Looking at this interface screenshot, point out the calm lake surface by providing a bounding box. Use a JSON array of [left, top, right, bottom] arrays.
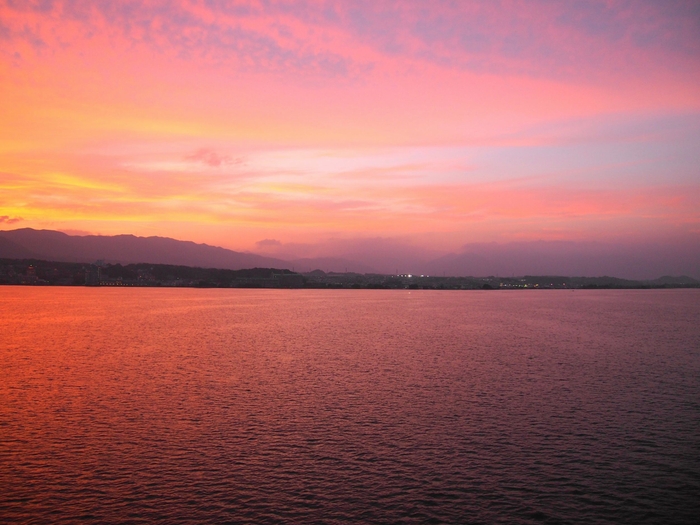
[[1, 288, 699, 524]]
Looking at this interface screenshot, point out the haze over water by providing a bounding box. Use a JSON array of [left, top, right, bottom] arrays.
[[1, 288, 699, 524]]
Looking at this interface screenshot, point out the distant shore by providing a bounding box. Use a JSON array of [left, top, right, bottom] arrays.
[[1, 258, 698, 290]]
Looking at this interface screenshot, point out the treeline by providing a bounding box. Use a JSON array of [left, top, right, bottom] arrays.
[[100, 262, 297, 282], [1, 258, 697, 289], [0, 258, 301, 287]]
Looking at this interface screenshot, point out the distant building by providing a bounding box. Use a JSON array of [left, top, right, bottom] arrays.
[[85, 265, 100, 286], [25, 265, 38, 284]]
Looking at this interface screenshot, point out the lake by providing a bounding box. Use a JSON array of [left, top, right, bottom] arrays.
[[1, 288, 698, 524]]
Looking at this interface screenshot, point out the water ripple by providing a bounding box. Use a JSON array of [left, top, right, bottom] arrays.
[[1, 288, 699, 524]]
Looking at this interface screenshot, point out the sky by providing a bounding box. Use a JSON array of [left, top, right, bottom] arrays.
[[1, 0, 699, 274]]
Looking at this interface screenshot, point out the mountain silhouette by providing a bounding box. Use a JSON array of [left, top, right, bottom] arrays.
[[0, 236, 42, 260], [0, 229, 292, 270], [2, 228, 698, 279]]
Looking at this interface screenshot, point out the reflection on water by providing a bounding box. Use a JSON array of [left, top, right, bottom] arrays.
[[1, 288, 699, 524]]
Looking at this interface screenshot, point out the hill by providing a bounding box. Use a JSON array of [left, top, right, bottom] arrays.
[[0, 228, 291, 271]]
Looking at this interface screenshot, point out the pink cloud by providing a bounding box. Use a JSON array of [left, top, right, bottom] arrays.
[[0, 0, 698, 264], [255, 238, 281, 247], [2, 1, 698, 82], [185, 148, 236, 167]]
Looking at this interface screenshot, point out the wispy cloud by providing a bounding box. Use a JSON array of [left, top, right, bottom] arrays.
[[1, 1, 699, 262], [185, 148, 239, 167], [3, 1, 698, 80], [256, 238, 281, 247]]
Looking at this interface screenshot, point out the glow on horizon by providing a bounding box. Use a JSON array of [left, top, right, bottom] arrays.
[[1, 0, 699, 255]]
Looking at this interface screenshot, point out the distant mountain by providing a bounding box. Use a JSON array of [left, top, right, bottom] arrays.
[[423, 241, 700, 280], [0, 236, 41, 259], [2, 228, 698, 279], [0, 228, 292, 270], [648, 275, 699, 285]]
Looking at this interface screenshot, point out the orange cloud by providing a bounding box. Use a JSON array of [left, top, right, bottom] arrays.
[[1, 1, 699, 255]]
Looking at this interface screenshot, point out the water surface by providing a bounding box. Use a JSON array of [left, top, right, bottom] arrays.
[[1, 288, 699, 524]]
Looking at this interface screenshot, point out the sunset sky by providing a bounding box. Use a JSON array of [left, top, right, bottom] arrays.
[[1, 0, 699, 265]]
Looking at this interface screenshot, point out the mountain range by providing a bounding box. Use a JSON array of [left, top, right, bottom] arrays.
[[1, 228, 698, 280], [0, 228, 371, 274]]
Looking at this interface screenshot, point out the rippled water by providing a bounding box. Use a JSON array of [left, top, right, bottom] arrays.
[[1, 288, 699, 524]]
